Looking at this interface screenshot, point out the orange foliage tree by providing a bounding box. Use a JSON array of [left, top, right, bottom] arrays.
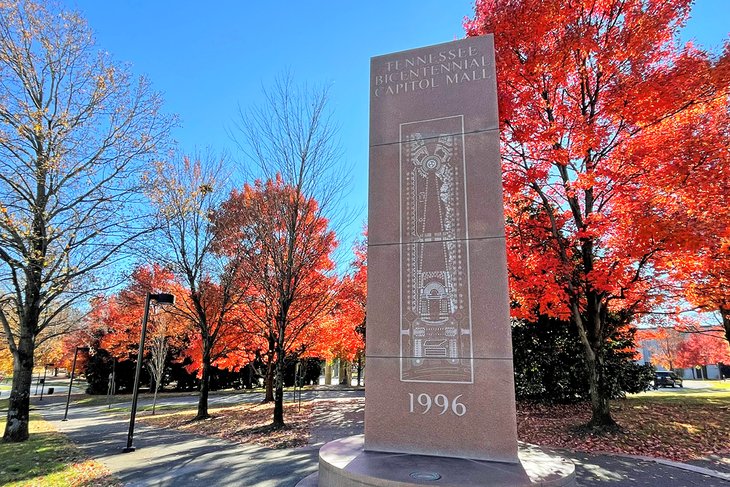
[[466, 0, 730, 428], [636, 325, 686, 371], [95, 264, 181, 362], [630, 62, 730, 343], [675, 333, 730, 371], [228, 75, 347, 426], [662, 172, 730, 344], [64, 264, 186, 398], [326, 232, 367, 383], [33, 333, 66, 374], [213, 176, 339, 427], [0, 347, 12, 377]]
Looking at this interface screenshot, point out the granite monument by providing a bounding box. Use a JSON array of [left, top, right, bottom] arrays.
[[298, 35, 575, 487], [365, 34, 517, 462]]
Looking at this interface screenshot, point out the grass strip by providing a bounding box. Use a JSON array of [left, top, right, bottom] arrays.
[[0, 413, 119, 487]]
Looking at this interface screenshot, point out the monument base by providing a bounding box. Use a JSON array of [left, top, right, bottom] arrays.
[[296, 435, 576, 487]]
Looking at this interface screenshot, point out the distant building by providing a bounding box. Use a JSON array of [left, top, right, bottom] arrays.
[[636, 329, 722, 380]]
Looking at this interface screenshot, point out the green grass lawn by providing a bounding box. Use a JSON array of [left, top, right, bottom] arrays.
[[0, 413, 119, 487], [633, 383, 730, 405], [677, 379, 730, 389], [694, 380, 730, 391]]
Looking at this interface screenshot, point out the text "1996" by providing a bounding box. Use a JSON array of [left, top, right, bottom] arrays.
[[408, 393, 466, 416]]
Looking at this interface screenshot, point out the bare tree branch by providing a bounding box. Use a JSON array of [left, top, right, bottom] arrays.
[[0, 0, 173, 442]]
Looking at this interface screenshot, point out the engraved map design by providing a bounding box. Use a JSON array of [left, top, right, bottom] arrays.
[[400, 116, 474, 383]]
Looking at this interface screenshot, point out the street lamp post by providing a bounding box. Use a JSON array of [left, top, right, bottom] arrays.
[[62, 347, 89, 421], [123, 292, 174, 453]]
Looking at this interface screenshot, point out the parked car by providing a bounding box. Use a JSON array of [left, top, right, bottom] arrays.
[[653, 371, 683, 389]]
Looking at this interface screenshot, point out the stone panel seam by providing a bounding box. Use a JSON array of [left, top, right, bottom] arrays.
[[370, 127, 499, 148], [368, 234, 506, 248], [365, 355, 513, 360]]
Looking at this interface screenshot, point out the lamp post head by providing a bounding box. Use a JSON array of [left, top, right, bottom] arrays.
[[150, 293, 175, 305]]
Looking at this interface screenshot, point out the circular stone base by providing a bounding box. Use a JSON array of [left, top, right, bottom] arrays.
[[296, 435, 575, 487]]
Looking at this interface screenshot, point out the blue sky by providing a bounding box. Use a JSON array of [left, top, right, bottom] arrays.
[[70, 0, 729, 261]]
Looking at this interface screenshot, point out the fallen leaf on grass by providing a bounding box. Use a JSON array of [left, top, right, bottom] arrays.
[[517, 399, 730, 462], [139, 402, 312, 449]]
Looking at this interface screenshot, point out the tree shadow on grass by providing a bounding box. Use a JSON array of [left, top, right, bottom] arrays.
[[0, 431, 81, 484]]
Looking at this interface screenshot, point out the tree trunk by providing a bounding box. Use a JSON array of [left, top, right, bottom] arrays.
[[585, 351, 616, 429], [339, 360, 349, 386], [324, 359, 333, 385], [571, 302, 616, 430], [196, 350, 211, 420], [3, 334, 35, 442], [263, 360, 274, 403], [152, 381, 159, 415], [721, 305, 730, 345], [272, 352, 285, 428]]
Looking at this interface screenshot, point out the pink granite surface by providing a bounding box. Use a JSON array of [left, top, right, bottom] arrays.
[[306, 435, 576, 487], [366, 35, 519, 463], [369, 36, 499, 149], [366, 238, 513, 360], [364, 356, 518, 462], [368, 130, 504, 246]]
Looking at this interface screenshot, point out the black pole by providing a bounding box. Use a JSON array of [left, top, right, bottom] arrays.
[[295, 361, 301, 411], [357, 354, 362, 387], [39, 365, 48, 401], [123, 292, 152, 453], [62, 347, 81, 421]]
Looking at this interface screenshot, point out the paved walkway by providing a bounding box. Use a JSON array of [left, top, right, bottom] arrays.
[[42, 398, 318, 486], [37, 391, 730, 487]]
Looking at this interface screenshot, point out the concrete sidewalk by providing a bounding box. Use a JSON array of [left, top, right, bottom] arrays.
[[39, 395, 730, 487], [42, 401, 318, 486]]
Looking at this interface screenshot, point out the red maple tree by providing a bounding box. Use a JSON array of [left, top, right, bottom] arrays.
[[97, 264, 181, 361], [466, 0, 730, 427], [675, 333, 730, 370], [213, 175, 339, 426], [636, 325, 686, 371], [309, 231, 368, 385]]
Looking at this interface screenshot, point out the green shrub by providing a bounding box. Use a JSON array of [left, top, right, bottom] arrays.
[[512, 316, 653, 403]]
